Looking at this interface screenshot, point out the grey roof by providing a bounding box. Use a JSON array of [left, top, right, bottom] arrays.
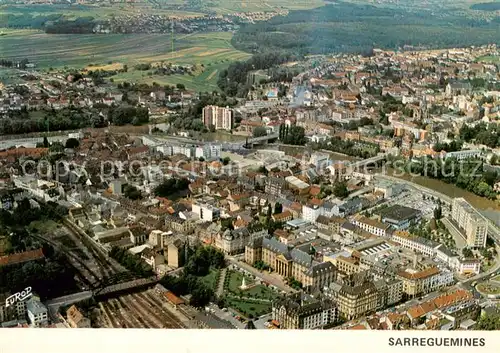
[[448, 81, 472, 90], [290, 248, 312, 267], [305, 261, 336, 276], [379, 204, 421, 222], [339, 198, 362, 212], [341, 222, 356, 231], [224, 227, 251, 240], [27, 299, 47, 315], [435, 244, 456, 257], [262, 237, 313, 267], [273, 292, 335, 317]]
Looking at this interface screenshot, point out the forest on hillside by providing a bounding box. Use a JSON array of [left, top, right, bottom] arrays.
[[231, 2, 500, 55]]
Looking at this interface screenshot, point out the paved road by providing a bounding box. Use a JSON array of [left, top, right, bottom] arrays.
[[441, 217, 467, 249], [226, 257, 296, 294], [215, 268, 228, 298], [207, 303, 244, 329]]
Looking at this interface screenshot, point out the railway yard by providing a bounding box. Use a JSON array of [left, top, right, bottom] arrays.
[[97, 289, 190, 328]]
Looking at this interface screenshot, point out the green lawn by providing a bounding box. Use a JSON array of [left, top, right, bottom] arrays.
[[227, 270, 254, 292], [225, 270, 278, 299], [28, 220, 60, 233], [476, 55, 500, 63], [0, 31, 249, 68], [226, 298, 272, 318], [200, 268, 220, 291], [477, 282, 500, 295], [491, 275, 500, 283]]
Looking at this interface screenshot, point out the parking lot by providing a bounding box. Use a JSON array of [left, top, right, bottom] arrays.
[[392, 190, 446, 220]]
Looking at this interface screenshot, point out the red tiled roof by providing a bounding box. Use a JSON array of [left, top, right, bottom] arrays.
[[0, 248, 44, 267], [164, 291, 184, 305]]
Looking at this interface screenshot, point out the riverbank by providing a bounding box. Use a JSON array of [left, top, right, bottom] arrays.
[[384, 168, 500, 211]]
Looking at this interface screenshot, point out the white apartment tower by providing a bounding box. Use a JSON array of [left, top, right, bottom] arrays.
[[202, 105, 233, 131], [451, 198, 488, 248]]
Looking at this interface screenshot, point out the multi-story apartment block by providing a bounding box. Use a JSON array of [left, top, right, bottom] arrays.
[[325, 272, 379, 321], [264, 177, 287, 197], [215, 227, 267, 255], [397, 265, 453, 299], [26, 298, 48, 327], [352, 215, 391, 237], [323, 253, 360, 276], [374, 277, 404, 309], [167, 238, 186, 269], [302, 204, 323, 223], [451, 198, 488, 248], [195, 144, 222, 160], [202, 105, 233, 131], [391, 231, 440, 257], [272, 292, 338, 329]]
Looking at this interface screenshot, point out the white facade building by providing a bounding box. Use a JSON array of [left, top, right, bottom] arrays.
[[192, 202, 221, 222], [302, 204, 323, 223]]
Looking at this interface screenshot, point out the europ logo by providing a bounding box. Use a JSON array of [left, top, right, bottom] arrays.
[[5, 287, 32, 308]]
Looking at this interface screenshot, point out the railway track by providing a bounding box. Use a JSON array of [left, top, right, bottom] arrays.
[[116, 296, 152, 328], [140, 292, 185, 328], [109, 299, 135, 328], [100, 302, 121, 328], [60, 226, 109, 280], [30, 233, 100, 286], [123, 294, 162, 328], [63, 218, 123, 277], [115, 297, 147, 328]]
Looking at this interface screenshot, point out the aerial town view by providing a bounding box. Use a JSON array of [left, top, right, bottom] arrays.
[[0, 0, 500, 332]]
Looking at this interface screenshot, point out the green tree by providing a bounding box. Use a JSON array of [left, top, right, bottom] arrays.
[[124, 184, 142, 200], [476, 313, 500, 330], [274, 202, 283, 214], [65, 138, 80, 149], [333, 182, 349, 199], [462, 248, 473, 258], [433, 205, 442, 220], [253, 126, 268, 138], [266, 204, 272, 223]]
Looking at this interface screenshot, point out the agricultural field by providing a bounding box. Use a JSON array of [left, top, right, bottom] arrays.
[[0, 30, 250, 91], [153, 0, 326, 13], [476, 55, 500, 63], [204, 0, 326, 13], [0, 4, 204, 19], [109, 32, 251, 92]]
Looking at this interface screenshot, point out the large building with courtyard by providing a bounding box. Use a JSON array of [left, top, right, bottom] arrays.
[[245, 236, 337, 290]]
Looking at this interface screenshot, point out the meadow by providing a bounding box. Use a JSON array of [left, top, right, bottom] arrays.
[[109, 32, 251, 92], [0, 30, 251, 91], [0, 3, 204, 19], [198, 0, 325, 13], [477, 55, 500, 63]]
